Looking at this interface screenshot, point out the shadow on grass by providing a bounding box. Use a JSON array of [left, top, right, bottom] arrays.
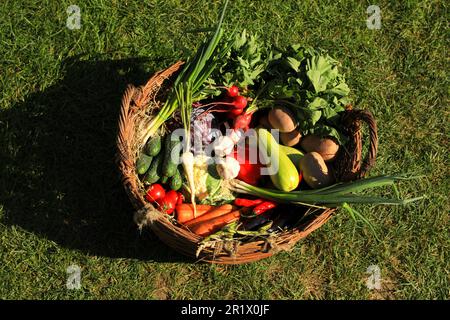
[[0, 56, 192, 263]]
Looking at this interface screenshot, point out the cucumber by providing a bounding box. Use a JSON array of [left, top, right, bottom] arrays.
[[169, 167, 183, 191], [162, 135, 181, 178], [160, 175, 169, 184], [143, 152, 163, 185], [136, 153, 153, 175], [145, 135, 162, 156]]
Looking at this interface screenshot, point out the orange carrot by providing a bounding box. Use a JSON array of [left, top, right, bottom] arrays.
[[184, 204, 235, 227], [189, 209, 242, 237], [176, 204, 212, 224]]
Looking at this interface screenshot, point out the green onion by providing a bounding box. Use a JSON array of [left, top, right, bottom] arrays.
[[231, 175, 423, 237], [142, 0, 231, 143], [230, 175, 424, 206], [159, 0, 230, 216]]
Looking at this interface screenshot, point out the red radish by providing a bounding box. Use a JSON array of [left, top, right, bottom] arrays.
[[145, 184, 166, 203], [233, 96, 247, 109], [233, 112, 253, 131], [227, 108, 243, 118], [227, 85, 239, 97]]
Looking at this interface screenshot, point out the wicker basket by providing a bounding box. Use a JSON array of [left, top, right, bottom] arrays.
[[116, 62, 378, 264]]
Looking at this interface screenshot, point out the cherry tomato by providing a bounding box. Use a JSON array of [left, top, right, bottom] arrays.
[[145, 184, 166, 203], [156, 197, 175, 214], [165, 190, 179, 205], [156, 190, 179, 215]]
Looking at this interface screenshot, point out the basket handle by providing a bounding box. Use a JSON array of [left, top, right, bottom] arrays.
[[334, 108, 378, 181]]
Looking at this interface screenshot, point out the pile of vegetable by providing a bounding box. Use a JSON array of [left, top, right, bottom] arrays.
[[135, 0, 422, 240]]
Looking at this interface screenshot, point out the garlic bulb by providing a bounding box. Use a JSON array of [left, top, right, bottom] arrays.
[[216, 156, 240, 180], [212, 135, 235, 157]]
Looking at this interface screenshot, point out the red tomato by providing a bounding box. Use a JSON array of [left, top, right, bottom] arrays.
[[145, 184, 165, 203], [156, 190, 179, 215], [232, 147, 262, 185], [156, 198, 175, 215], [165, 190, 179, 205], [237, 162, 262, 185]]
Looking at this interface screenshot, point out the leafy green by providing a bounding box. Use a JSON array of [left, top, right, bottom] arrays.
[[258, 45, 352, 144], [206, 32, 351, 144], [211, 30, 275, 89]]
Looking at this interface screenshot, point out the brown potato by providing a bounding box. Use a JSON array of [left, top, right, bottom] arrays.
[[299, 152, 334, 189], [280, 129, 302, 147], [268, 106, 297, 133], [300, 135, 339, 161], [258, 114, 272, 130]]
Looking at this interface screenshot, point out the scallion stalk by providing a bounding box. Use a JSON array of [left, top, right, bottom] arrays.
[[142, 0, 231, 143], [230, 175, 423, 207]]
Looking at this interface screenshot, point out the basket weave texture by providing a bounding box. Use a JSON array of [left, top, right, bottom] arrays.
[[116, 62, 378, 264]]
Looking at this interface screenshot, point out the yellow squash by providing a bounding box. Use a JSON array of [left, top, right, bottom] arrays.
[[257, 128, 300, 191]]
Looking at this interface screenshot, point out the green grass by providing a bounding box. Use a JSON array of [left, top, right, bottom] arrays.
[[0, 0, 448, 299]]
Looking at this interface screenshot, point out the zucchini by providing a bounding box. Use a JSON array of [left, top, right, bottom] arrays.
[[279, 144, 304, 167], [257, 128, 299, 192], [136, 153, 153, 175], [169, 167, 183, 191], [143, 152, 163, 185], [162, 135, 181, 178], [145, 135, 162, 156]]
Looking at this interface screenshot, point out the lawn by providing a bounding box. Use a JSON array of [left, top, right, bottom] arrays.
[[0, 0, 448, 299]]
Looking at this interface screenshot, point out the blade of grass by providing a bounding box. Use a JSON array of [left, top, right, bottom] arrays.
[[342, 203, 380, 241]]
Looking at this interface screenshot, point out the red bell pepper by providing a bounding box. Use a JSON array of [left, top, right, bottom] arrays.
[[231, 146, 262, 185]]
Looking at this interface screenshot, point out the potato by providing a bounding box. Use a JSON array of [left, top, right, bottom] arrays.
[[268, 106, 297, 133], [259, 114, 272, 130], [280, 129, 302, 147], [300, 135, 340, 161], [299, 152, 334, 189]]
